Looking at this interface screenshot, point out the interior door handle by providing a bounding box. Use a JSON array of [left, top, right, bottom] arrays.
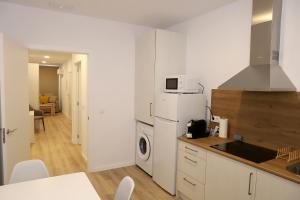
[[6, 128, 17, 135]]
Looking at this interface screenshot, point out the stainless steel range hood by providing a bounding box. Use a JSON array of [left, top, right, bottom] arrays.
[[218, 0, 296, 91]]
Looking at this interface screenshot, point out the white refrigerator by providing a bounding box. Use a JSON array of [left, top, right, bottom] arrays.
[[153, 93, 206, 195]]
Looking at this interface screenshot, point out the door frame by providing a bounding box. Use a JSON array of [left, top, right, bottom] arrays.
[[72, 61, 81, 144], [27, 44, 90, 165]]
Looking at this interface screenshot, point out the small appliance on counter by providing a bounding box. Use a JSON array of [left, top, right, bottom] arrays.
[[186, 119, 209, 139]]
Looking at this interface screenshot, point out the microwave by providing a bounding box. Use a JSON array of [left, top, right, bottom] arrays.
[[164, 75, 201, 93]]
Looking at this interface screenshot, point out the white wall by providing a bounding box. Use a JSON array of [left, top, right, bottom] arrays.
[[28, 63, 39, 109], [169, 0, 252, 104], [280, 0, 300, 90], [169, 0, 300, 105], [0, 2, 151, 171]]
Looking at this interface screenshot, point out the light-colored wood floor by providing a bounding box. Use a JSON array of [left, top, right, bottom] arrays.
[[31, 114, 175, 200]]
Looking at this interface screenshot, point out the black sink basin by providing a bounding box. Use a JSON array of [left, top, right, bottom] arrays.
[[287, 162, 300, 176]]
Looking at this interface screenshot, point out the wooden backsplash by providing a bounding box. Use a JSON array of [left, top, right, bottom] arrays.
[[211, 89, 300, 149]]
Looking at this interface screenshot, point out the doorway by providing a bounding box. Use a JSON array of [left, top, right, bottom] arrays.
[[0, 34, 90, 183], [28, 49, 89, 175]]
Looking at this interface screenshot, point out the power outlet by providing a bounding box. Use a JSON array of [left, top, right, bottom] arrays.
[[211, 115, 220, 123]]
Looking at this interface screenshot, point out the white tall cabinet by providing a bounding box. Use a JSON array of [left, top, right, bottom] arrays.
[[135, 30, 186, 125], [135, 31, 155, 125]]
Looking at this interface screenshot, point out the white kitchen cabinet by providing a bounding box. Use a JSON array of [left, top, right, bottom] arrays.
[[135, 30, 155, 125], [177, 171, 205, 200], [177, 140, 300, 200], [177, 141, 207, 200], [255, 170, 300, 200], [205, 152, 256, 200], [154, 30, 186, 94], [135, 30, 185, 125]]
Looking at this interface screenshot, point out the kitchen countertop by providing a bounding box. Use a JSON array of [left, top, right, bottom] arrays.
[[178, 136, 300, 185]]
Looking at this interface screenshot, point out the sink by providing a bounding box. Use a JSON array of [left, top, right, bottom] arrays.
[[287, 162, 300, 176]]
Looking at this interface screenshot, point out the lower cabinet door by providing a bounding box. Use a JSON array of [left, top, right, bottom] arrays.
[[255, 171, 300, 200], [177, 171, 205, 200], [205, 152, 256, 200]]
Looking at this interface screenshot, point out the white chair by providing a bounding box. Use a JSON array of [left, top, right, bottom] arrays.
[[114, 176, 135, 200], [9, 160, 49, 184]]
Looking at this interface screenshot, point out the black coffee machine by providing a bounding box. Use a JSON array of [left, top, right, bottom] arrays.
[[187, 120, 209, 139]]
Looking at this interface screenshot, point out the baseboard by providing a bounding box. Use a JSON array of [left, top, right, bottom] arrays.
[[88, 161, 135, 172]]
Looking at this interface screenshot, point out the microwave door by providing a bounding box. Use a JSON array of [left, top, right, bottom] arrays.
[[166, 78, 178, 90]]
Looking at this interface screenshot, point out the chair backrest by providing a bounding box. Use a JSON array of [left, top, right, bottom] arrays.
[[9, 160, 49, 184], [114, 176, 135, 200]]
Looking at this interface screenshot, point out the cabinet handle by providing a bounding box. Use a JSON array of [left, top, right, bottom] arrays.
[[150, 103, 152, 117], [185, 146, 198, 153], [183, 177, 196, 186], [248, 172, 253, 195], [184, 156, 197, 164]]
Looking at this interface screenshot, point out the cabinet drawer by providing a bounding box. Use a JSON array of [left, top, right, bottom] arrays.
[[177, 171, 205, 200], [178, 141, 206, 159], [178, 150, 206, 184]]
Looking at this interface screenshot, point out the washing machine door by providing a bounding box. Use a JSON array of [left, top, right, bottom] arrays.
[[137, 134, 151, 161]]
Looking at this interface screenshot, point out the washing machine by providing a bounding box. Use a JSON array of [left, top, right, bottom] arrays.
[[136, 121, 153, 176]]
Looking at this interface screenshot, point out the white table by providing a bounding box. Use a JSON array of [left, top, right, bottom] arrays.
[[0, 172, 101, 200]]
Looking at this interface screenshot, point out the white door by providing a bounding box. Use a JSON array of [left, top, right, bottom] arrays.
[[0, 33, 30, 184], [153, 117, 178, 195]]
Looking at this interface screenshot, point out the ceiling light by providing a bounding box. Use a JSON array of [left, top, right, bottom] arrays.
[[42, 61, 47, 64], [44, 55, 50, 59]]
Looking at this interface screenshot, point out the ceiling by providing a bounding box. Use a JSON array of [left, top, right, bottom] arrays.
[[29, 49, 72, 66], [0, 0, 236, 28]]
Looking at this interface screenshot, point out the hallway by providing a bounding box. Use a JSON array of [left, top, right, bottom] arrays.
[[31, 114, 86, 176]]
